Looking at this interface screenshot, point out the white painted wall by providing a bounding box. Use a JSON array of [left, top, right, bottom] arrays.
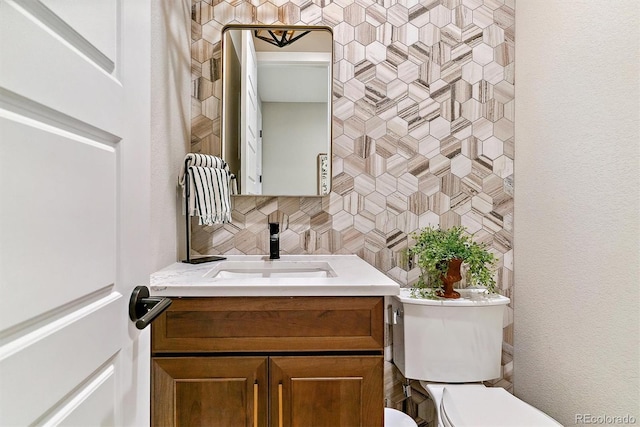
[[514, 1, 639, 425], [262, 102, 329, 195], [150, 0, 190, 270]]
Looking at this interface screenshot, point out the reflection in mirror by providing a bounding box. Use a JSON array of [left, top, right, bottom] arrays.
[[222, 26, 332, 196]]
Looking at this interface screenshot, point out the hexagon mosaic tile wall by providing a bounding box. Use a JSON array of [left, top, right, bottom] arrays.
[[190, 0, 515, 354], [190, 0, 515, 407]]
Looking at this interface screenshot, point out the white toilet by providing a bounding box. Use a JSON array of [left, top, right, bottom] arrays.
[[384, 407, 418, 427], [391, 288, 562, 427]]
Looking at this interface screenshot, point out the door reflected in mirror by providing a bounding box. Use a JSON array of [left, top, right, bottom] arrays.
[[222, 26, 333, 196]]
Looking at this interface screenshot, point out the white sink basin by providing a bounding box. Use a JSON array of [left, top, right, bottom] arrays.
[[207, 260, 337, 279]]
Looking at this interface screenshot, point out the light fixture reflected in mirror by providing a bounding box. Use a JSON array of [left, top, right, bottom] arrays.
[[254, 29, 311, 48]]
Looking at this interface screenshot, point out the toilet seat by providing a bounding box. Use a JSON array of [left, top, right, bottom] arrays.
[[439, 385, 562, 427]]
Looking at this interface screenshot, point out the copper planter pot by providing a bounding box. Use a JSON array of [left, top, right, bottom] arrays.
[[437, 258, 462, 299]]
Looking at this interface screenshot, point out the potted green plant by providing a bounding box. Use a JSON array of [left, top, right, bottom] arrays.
[[408, 225, 497, 299]]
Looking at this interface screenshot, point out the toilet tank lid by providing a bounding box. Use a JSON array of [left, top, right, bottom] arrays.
[[441, 386, 562, 427], [395, 288, 510, 306]]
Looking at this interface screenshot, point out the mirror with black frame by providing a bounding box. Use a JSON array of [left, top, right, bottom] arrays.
[[221, 25, 333, 196]]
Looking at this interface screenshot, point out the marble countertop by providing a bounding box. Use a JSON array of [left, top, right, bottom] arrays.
[[150, 254, 400, 297]]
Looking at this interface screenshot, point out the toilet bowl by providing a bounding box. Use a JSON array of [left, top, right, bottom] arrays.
[[384, 407, 417, 427], [391, 288, 561, 427], [421, 383, 561, 427]]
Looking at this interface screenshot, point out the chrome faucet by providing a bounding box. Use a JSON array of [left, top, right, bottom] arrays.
[[269, 222, 280, 259]]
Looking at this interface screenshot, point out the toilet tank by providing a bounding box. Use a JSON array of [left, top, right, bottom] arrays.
[[391, 288, 510, 383]]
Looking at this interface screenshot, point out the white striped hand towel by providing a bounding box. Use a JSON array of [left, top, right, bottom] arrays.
[[179, 153, 234, 225], [179, 153, 238, 195], [179, 153, 228, 185], [188, 166, 232, 225]]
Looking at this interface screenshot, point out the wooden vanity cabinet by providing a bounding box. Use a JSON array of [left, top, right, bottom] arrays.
[[151, 296, 385, 427]]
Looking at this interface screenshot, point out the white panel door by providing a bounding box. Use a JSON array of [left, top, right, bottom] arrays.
[[0, 0, 150, 425], [240, 30, 261, 195]]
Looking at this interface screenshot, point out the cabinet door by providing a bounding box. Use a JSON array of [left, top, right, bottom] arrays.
[[270, 356, 384, 427], [153, 357, 268, 427]]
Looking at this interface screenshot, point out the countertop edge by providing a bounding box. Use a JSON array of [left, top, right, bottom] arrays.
[[149, 256, 400, 298]]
